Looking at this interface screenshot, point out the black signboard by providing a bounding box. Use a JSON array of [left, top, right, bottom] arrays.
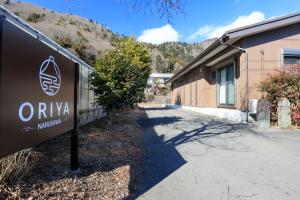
[[0, 18, 76, 159]]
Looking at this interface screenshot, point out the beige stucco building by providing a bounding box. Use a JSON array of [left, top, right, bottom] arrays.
[[168, 12, 300, 122]]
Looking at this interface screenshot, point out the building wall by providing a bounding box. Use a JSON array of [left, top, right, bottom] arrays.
[[200, 67, 215, 107], [240, 23, 300, 108], [171, 65, 217, 108], [171, 22, 300, 110], [171, 58, 233, 108]]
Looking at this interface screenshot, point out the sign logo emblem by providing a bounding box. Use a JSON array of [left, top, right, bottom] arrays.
[[39, 56, 61, 96]]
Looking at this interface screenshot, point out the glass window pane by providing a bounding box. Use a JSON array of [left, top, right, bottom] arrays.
[[219, 68, 226, 104], [284, 56, 300, 64], [218, 64, 235, 105], [227, 65, 235, 104]]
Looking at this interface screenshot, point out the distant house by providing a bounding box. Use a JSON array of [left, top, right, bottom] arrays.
[[167, 12, 300, 122], [147, 73, 174, 87]]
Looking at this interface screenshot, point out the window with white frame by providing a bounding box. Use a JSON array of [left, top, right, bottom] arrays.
[[217, 63, 235, 106], [282, 49, 300, 66]]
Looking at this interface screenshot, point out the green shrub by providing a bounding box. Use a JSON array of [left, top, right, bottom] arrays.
[[73, 42, 96, 66], [83, 24, 92, 32], [145, 94, 155, 102], [27, 13, 45, 23], [76, 31, 88, 43], [54, 35, 96, 66], [90, 37, 151, 113], [54, 35, 73, 49], [56, 17, 66, 26], [259, 64, 300, 126], [69, 19, 77, 25], [158, 86, 170, 96], [102, 33, 108, 39], [13, 12, 20, 16]]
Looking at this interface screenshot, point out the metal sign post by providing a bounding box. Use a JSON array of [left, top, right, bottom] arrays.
[[70, 129, 79, 170]]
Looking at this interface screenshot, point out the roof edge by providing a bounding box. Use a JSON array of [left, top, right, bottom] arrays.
[[226, 11, 300, 35], [167, 11, 300, 84], [166, 38, 222, 84]]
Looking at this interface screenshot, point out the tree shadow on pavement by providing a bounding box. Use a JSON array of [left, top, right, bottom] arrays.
[[129, 108, 187, 199], [131, 106, 259, 199], [164, 120, 259, 148], [138, 116, 183, 127]]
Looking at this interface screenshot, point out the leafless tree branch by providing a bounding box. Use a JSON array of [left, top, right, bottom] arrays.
[[120, 0, 187, 23]]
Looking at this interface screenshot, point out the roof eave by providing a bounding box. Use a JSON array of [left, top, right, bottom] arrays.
[[164, 11, 300, 85], [166, 38, 224, 84]]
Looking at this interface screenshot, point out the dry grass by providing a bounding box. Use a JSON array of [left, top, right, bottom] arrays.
[[0, 149, 38, 184], [1, 0, 113, 53], [0, 108, 144, 200]]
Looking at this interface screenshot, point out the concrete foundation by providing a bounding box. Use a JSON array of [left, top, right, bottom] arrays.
[[168, 104, 247, 122]]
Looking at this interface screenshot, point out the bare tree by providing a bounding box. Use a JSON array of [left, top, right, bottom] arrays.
[[121, 0, 187, 22]]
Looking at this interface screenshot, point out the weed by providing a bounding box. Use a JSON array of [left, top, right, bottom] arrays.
[[56, 17, 66, 26], [54, 35, 73, 48], [83, 24, 92, 32], [0, 149, 37, 184], [76, 31, 88, 43], [27, 13, 45, 23], [13, 12, 20, 17], [69, 19, 78, 25]]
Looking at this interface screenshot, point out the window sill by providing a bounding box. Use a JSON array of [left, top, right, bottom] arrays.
[[217, 104, 236, 109]]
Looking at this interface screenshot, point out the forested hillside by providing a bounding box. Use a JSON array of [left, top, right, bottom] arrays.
[[147, 39, 215, 73], [0, 0, 215, 73]]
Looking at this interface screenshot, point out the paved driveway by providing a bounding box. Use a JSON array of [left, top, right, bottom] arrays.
[[137, 106, 300, 200]]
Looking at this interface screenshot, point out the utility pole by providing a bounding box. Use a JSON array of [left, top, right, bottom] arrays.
[[67, 0, 83, 15], [67, 0, 72, 14]]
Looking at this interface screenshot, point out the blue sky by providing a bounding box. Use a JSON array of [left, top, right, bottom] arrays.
[[21, 0, 300, 44]]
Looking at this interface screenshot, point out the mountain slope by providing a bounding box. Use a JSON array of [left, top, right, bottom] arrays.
[[147, 40, 216, 73], [0, 1, 216, 72]]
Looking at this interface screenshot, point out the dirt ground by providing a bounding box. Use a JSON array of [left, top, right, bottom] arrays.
[[0, 108, 144, 200]]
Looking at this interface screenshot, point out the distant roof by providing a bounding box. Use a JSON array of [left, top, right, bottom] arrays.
[[149, 73, 174, 78], [0, 5, 92, 70], [168, 11, 300, 83]]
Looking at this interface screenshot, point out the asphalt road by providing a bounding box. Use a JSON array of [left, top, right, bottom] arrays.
[[137, 106, 300, 200]]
